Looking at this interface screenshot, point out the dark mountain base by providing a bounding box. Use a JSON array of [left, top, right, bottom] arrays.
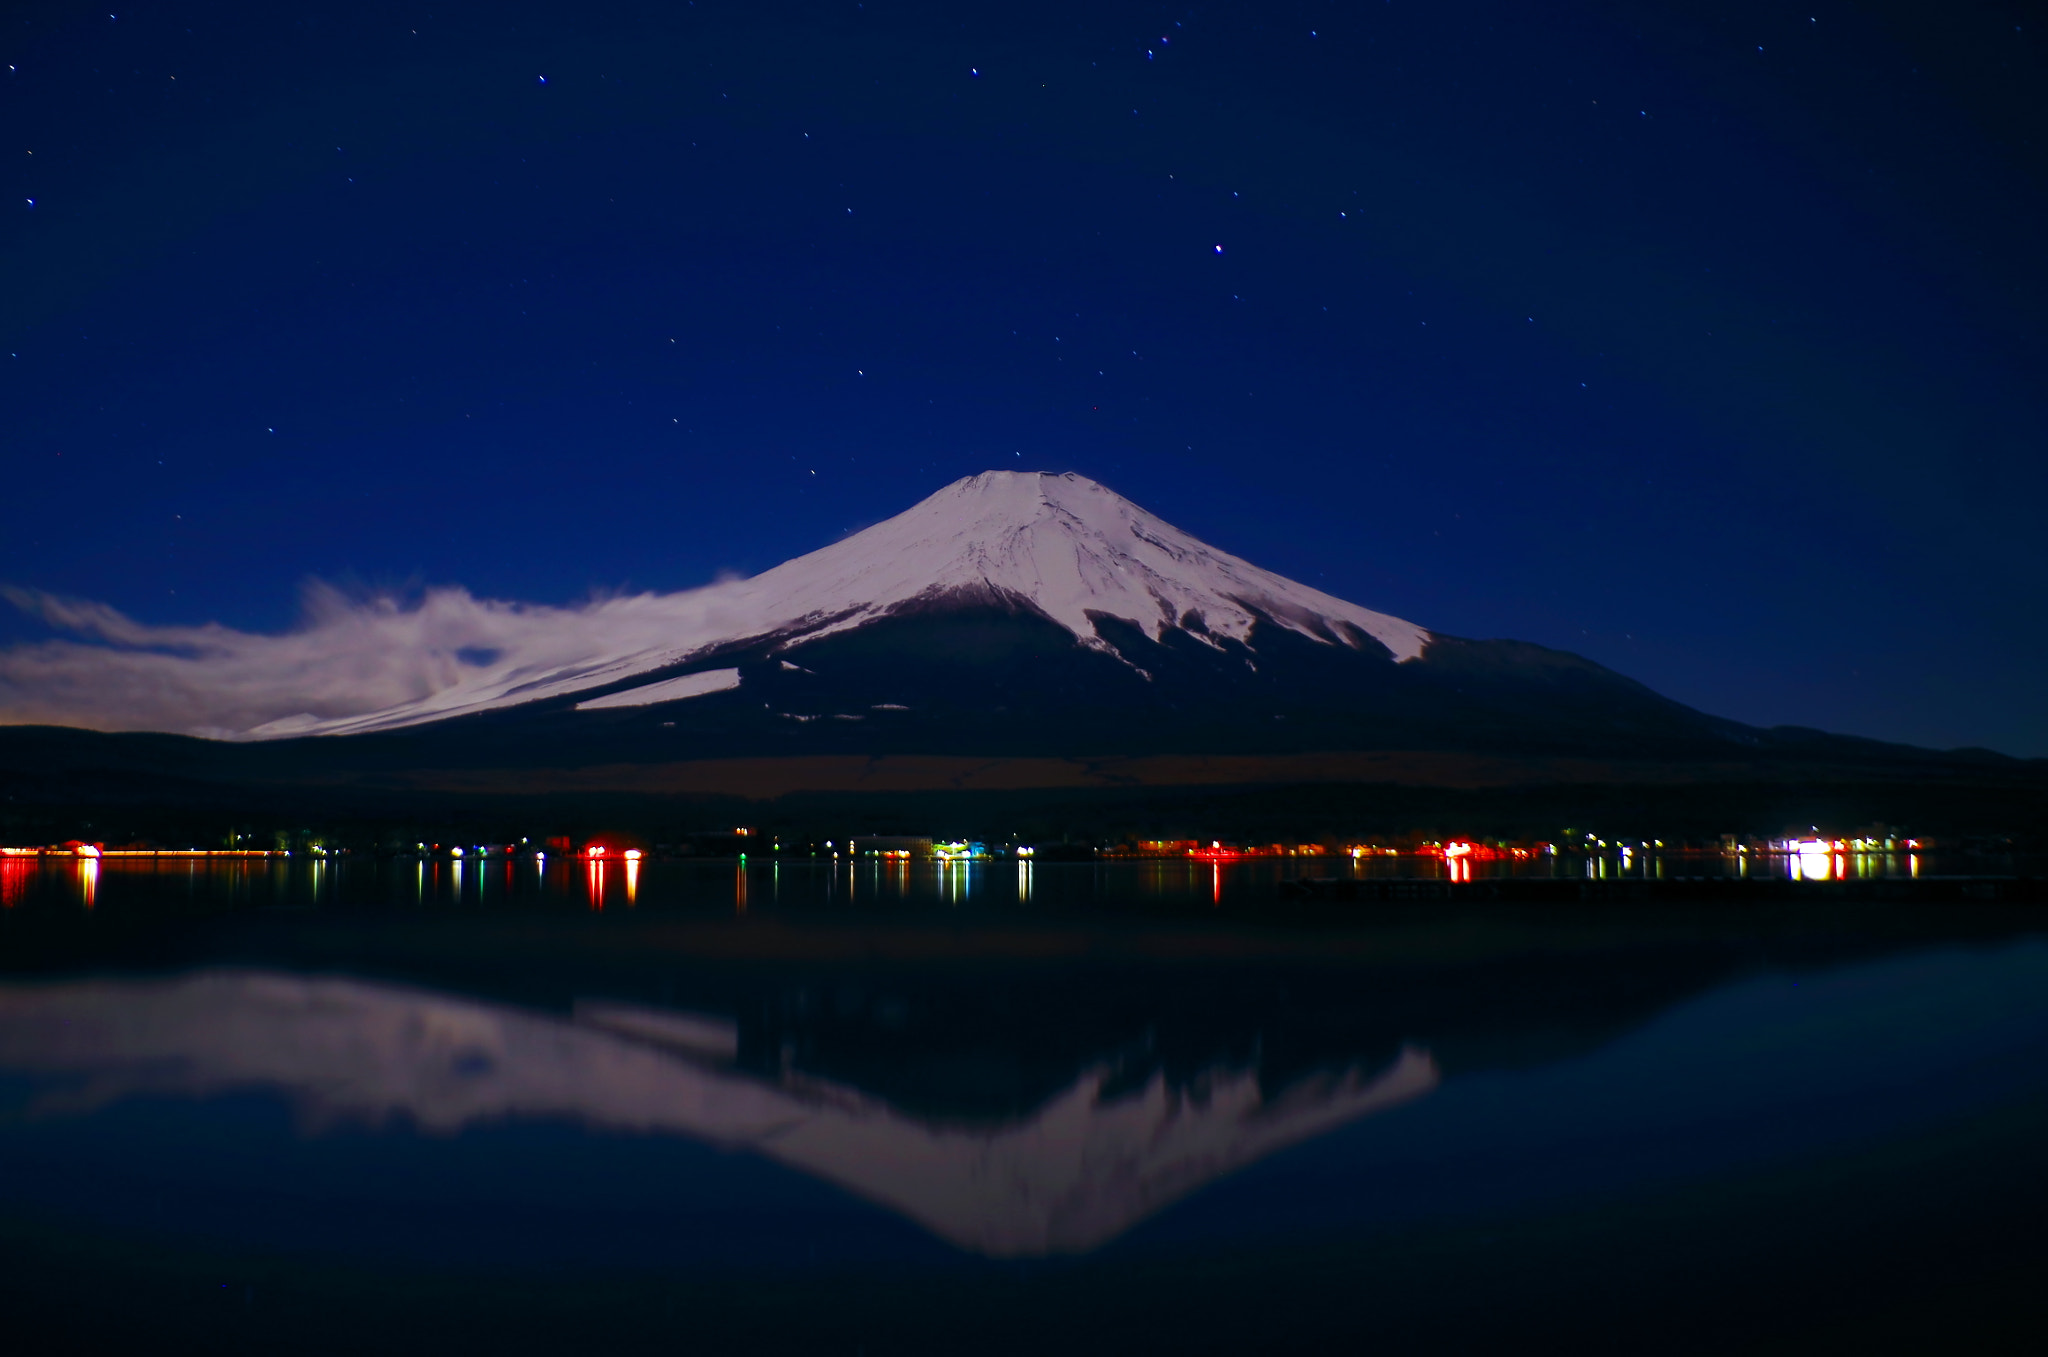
[[310, 606, 1805, 765], [2, 603, 2042, 844]]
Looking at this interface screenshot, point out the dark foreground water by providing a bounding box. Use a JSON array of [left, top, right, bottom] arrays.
[[2, 857, 2045, 1355]]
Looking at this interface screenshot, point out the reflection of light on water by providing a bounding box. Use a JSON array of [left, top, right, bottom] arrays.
[[735, 861, 749, 914], [0, 843, 1971, 920], [1792, 841, 1834, 881], [78, 859, 98, 909]]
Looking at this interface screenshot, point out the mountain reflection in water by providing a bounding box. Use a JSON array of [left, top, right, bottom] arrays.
[[3, 865, 2048, 1356], [0, 970, 1435, 1257]]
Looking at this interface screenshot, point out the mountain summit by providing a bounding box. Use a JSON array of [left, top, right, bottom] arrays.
[[746, 470, 1431, 663]]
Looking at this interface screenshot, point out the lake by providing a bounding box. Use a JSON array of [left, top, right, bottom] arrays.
[[2, 856, 2045, 1353]]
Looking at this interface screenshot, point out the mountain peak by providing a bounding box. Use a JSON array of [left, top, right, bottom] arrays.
[[770, 469, 1428, 663]]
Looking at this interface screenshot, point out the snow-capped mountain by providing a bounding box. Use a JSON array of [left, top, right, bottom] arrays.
[[0, 468, 1766, 770], [2, 471, 2034, 834], [7, 469, 2020, 816], [249, 471, 1432, 738]]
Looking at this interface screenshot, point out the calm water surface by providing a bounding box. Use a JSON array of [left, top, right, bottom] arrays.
[[2, 857, 2045, 1354]]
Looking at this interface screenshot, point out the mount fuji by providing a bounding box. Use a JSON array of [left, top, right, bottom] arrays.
[[240, 470, 1432, 738], [227, 469, 1746, 760], [7, 469, 2034, 823]]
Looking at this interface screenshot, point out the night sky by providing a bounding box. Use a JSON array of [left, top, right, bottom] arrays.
[[2, 1, 2043, 754]]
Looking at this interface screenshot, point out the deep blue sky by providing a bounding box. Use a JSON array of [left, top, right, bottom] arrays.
[[3, 1, 2044, 754]]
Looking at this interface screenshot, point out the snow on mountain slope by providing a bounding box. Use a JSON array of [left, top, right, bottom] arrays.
[[244, 472, 1429, 738], [573, 667, 742, 711]]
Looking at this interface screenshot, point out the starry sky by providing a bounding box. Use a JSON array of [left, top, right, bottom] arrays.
[[2, 1, 2044, 754]]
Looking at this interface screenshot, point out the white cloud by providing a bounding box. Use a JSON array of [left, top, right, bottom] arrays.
[[0, 579, 746, 740]]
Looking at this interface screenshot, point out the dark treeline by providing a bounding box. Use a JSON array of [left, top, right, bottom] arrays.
[[6, 774, 2046, 855]]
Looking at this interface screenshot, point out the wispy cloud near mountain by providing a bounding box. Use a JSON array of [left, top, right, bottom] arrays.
[[0, 580, 694, 740]]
